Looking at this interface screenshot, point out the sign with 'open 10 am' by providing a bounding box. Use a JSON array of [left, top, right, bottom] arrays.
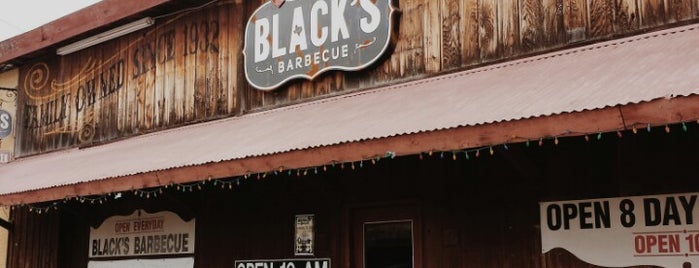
[[243, 0, 396, 90]]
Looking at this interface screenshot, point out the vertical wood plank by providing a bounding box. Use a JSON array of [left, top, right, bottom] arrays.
[[588, 0, 615, 38], [117, 30, 129, 136], [204, 6, 221, 118], [520, 0, 545, 52], [163, 24, 177, 126], [391, 0, 426, 78], [564, 0, 588, 42], [666, 0, 694, 22], [441, 0, 462, 70], [542, 0, 566, 46], [174, 13, 187, 124], [125, 33, 138, 134], [194, 8, 209, 121], [462, 0, 481, 66], [184, 13, 198, 122], [424, 0, 442, 73], [229, 1, 242, 115], [497, 0, 520, 58], [613, 0, 640, 33], [479, 0, 499, 60], [217, 1, 231, 116], [153, 20, 166, 129], [638, 0, 666, 28]]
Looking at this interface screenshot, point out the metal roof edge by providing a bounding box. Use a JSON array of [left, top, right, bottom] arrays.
[[0, 0, 173, 64]]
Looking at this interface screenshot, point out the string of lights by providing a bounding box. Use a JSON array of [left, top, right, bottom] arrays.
[[7, 120, 698, 214]]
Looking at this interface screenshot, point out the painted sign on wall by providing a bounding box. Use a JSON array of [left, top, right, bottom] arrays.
[[541, 192, 699, 267], [89, 210, 195, 259], [243, 0, 396, 90], [17, 3, 238, 156]]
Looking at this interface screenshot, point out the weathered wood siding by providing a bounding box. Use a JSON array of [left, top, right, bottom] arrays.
[[8, 126, 699, 268], [15, 0, 699, 156]]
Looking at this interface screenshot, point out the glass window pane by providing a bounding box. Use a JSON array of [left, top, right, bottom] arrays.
[[364, 221, 413, 268]]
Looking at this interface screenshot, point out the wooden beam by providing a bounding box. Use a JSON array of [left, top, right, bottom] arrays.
[[0, 218, 10, 230], [1, 95, 699, 205], [0, 0, 172, 64]]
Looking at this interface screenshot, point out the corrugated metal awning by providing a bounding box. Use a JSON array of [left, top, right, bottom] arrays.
[[1, 23, 698, 200]]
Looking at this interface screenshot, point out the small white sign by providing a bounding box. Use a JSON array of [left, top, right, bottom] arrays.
[[541, 192, 699, 267], [295, 214, 314, 256]]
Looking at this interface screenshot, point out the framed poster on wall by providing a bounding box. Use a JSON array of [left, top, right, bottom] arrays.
[[295, 214, 314, 256]]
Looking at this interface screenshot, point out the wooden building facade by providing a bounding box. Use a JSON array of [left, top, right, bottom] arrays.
[[0, 0, 699, 267]]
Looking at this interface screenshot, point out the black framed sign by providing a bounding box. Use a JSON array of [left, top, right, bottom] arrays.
[[235, 258, 330, 268]]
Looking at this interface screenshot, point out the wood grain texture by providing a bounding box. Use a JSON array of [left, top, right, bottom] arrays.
[[441, 0, 462, 70], [520, 0, 546, 51], [666, 0, 694, 22], [542, 0, 567, 46], [588, 0, 615, 37], [497, 0, 520, 58], [613, 0, 640, 33], [564, 0, 588, 42], [424, 0, 442, 73], [639, 0, 666, 27], [462, 0, 481, 65], [479, 0, 499, 60]]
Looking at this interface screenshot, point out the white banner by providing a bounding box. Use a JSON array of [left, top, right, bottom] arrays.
[[89, 210, 195, 258], [541, 192, 699, 267], [88, 257, 194, 268]]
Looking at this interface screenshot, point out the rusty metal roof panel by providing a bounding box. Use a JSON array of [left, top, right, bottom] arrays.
[[1, 23, 699, 196]]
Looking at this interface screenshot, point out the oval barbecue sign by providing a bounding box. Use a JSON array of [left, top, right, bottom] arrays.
[[243, 0, 396, 90]]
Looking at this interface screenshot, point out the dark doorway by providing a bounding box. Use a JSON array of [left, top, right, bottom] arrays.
[[351, 204, 421, 268], [364, 221, 413, 268]]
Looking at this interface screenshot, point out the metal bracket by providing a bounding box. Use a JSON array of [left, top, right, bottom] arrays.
[[0, 218, 11, 231]]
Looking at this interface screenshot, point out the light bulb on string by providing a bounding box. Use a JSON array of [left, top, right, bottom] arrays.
[[632, 126, 638, 134], [665, 125, 671, 133], [464, 151, 470, 160], [616, 131, 623, 138], [489, 146, 494, 156], [554, 137, 559, 145], [584, 135, 590, 142], [647, 123, 652, 132], [682, 122, 688, 132]]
